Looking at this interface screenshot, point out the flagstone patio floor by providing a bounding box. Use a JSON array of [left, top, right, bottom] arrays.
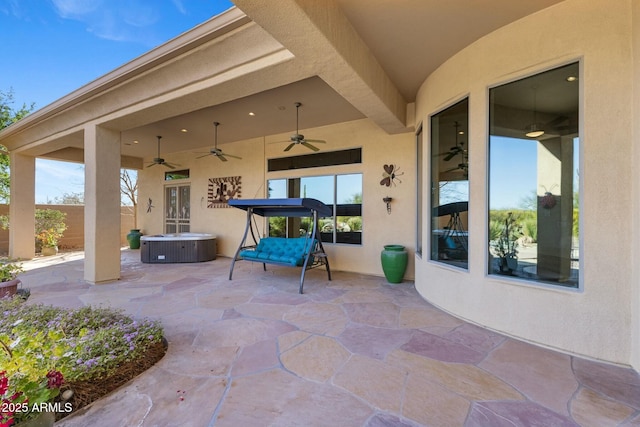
[[15, 250, 640, 426]]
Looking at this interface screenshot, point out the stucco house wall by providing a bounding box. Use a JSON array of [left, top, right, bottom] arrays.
[[414, 0, 637, 367], [138, 118, 416, 278]]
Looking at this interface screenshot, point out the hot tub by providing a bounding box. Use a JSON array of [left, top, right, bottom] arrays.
[[140, 233, 217, 263]]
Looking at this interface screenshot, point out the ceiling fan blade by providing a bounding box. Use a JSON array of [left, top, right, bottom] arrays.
[[304, 139, 326, 144], [301, 141, 320, 151], [221, 152, 242, 159], [196, 153, 212, 159], [146, 163, 157, 168], [284, 143, 295, 152], [163, 163, 177, 169], [217, 155, 228, 162], [443, 152, 456, 161], [444, 167, 462, 173]]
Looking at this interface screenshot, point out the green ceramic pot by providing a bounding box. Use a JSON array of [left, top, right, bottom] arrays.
[[126, 229, 143, 249], [381, 244, 408, 284]]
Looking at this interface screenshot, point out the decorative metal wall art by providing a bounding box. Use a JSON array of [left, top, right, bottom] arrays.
[[208, 176, 242, 208], [380, 164, 403, 187]]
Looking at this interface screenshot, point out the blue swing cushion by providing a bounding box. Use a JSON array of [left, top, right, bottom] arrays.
[[239, 237, 316, 267]]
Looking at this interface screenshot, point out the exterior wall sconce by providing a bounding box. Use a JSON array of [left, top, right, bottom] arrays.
[[383, 196, 393, 214]]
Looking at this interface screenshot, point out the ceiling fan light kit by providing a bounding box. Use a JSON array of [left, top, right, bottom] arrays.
[[525, 86, 545, 138], [525, 123, 545, 138]]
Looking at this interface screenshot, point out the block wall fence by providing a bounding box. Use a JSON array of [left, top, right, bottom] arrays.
[[0, 204, 136, 255]]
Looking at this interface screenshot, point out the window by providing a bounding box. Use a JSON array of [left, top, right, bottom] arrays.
[[268, 148, 361, 172], [430, 98, 469, 269], [165, 169, 189, 180], [267, 173, 362, 244], [488, 62, 579, 287], [165, 185, 190, 233]]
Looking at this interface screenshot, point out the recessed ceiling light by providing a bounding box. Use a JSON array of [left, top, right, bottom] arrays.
[[181, 128, 188, 132], [566, 76, 577, 82], [249, 112, 256, 116], [133, 140, 139, 144]]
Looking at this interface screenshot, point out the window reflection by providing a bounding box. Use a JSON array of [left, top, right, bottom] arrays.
[[488, 62, 579, 287], [430, 98, 469, 269], [267, 174, 362, 244]]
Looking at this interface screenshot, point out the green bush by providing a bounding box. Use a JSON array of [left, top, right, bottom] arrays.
[[488, 219, 503, 241], [345, 216, 362, 232], [522, 217, 537, 242], [35, 208, 67, 236], [268, 216, 286, 237]]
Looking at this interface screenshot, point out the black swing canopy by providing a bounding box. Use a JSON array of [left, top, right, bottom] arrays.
[[228, 198, 332, 293]]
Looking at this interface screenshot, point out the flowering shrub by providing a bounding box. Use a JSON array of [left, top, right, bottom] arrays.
[[0, 262, 22, 283], [34, 209, 67, 250], [0, 298, 164, 423], [0, 326, 66, 425], [35, 228, 63, 248]]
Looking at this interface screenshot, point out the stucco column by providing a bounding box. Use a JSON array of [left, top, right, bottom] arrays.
[[84, 125, 121, 283], [9, 153, 35, 260], [536, 136, 574, 281]]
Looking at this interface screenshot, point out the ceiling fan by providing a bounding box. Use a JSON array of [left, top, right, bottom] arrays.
[[279, 102, 326, 152], [441, 122, 468, 178], [196, 122, 241, 162], [439, 121, 467, 162], [146, 136, 178, 169]]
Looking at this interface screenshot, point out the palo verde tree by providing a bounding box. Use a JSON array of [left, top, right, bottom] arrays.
[[0, 89, 35, 203]]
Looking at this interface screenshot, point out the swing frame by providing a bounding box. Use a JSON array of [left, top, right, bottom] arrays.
[[228, 198, 332, 293]]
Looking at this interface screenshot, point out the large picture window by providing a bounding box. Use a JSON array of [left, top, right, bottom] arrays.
[[430, 99, 469, 269], [488, 62, 579, 287], [267, 174, 362, 245], [416, 125, 423, 257]]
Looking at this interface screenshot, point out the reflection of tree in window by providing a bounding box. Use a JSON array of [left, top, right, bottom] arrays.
[[266, 174, 362, 244]]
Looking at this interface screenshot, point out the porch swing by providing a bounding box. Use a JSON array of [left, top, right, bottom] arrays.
[[228, 198, 332, 293]]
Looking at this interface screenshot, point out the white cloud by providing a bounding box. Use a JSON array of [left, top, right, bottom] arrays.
[[50, 0, 102, 18], [171, 0, 187, 15], [49, 0, 160, 44]]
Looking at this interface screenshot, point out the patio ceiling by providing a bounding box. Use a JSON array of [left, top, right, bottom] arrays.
[[3, 0, 567, 164]]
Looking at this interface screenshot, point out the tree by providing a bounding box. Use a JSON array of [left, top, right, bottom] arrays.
[[0, 89, 36, 203], [52, 192, 84, 205], [121, 169, 138, 227]]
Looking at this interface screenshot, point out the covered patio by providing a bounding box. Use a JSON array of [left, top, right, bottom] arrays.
[[16, 251, 640, 426]]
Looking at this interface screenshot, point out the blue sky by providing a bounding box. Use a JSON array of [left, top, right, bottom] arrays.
[[1, 0, 232, 203]]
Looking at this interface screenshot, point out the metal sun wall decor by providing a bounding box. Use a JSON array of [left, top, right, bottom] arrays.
[[208, 176, 242, 208], [380, 164, 403, 187]]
